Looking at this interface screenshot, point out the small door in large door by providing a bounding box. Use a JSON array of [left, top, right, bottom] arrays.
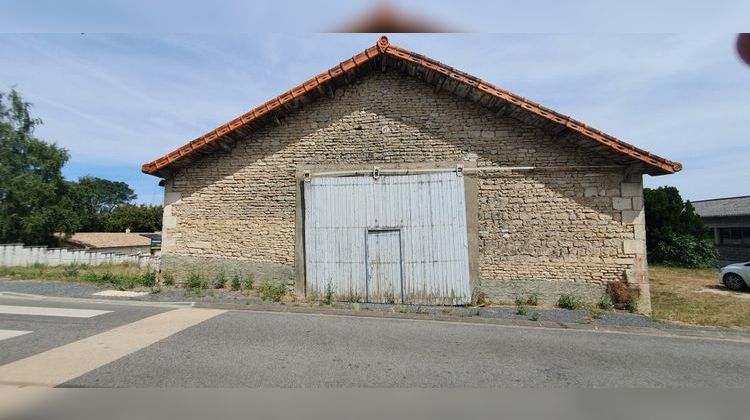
[[366, 229, 403, 304]]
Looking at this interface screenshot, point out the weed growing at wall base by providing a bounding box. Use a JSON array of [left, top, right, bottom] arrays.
[[186, 273, 208, 291], [558, 293, 585, 310], [259, 281, 286, 302]]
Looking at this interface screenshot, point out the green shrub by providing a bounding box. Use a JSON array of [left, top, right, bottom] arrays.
[[651, 233, 718, 268], [598, 293, 614, 310], [212, 272, 226, 289], [242, 274, 255, 290], [558, 293, 585, 310], [100, 271, 114, 283], [258, 281, 286, 302], [161, 272, 175, 286], [624, 297, 639, 313], [117, 275, 139, 291], [324, 282, 335, 305], [186, 273, 207, 290], [515, 294, 539, 307], [530, 311, 540, 321], [230, 275, 241, 291], [515, 305, 528, 316], [140, 271, 157, 287]]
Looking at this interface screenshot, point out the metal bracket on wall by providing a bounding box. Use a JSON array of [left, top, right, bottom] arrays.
[[303, 170, 311, 183], [372, 166, 380, 180], [456, 164, 464, 177]]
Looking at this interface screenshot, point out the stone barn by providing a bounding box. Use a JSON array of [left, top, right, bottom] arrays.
[[142, 36, 681, 312]]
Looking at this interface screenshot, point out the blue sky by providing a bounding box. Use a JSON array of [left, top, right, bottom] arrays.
[[1, 33, 748, 204]]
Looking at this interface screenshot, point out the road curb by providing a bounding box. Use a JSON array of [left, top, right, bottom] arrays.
[[189, 300, 750, 343]]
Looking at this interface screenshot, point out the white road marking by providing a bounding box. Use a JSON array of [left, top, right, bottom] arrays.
[[0, 305, 111, 318], [0, 330, 31, 341], [0, 308, 226, 388], [92, 290, 149, 297]]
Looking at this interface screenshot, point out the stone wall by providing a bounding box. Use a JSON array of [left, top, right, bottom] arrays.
[[160, 71, 650, 311]]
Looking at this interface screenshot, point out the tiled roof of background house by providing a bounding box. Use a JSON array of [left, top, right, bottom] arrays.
[[59, 232, 152, 249], [142, 36, 682, 178], [692, 196, 750, 218]]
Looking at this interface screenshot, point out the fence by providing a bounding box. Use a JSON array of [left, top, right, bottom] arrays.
[[0, 243, 159, 270]]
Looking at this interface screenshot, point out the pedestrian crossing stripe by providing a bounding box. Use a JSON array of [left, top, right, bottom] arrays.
[[0, 305, 111, 318], [0, 330, 31, 341]]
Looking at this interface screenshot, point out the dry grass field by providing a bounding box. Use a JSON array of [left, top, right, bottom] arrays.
[[650, 265, 750, 328]]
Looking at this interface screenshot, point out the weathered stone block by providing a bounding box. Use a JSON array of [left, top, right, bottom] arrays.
[[612, 197, 632, 210], [620, 182, 641, 197], [621, 209, 644, 225]]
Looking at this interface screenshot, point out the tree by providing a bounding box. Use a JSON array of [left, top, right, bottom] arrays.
[[100, 204, 162, 233], [644, 186, 717, 267], [68, 176, 136, 231], [0, 90, 78, 245]]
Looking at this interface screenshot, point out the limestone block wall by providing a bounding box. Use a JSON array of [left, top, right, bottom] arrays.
[[159, 71, 650, 311]]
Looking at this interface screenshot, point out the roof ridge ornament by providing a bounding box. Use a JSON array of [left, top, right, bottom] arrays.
[[377, 35, 390, 52]]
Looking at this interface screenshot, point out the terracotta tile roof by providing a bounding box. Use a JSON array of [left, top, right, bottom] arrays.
[[59, 232, 152, 249], [692, 196, 750, 218], [142, 36, 682, 177]]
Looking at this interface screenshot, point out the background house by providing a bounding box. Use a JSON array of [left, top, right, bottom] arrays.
[[58, 232, 158, 255], [693, 196, 750, 263]]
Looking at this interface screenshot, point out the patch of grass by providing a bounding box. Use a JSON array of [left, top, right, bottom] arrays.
[[63, 264, 80, 278], [0, 262, 160, 291], [530, 311, 540, 321], [399, 305, 419, 314], [557, 293, 585, 310], [230, 274, 241, 291], [258, 281, 286, 302], [588, 307, 606, 319], [650, 265, 750, 327]]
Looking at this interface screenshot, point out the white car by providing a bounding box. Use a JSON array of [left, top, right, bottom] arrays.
[[719, 262, 750, 291]]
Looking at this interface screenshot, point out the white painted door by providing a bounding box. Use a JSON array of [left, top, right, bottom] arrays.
[[366, 230, 402, 304]]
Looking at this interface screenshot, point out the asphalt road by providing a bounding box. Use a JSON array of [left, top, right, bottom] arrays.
[[1, 295, 749, 387]]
